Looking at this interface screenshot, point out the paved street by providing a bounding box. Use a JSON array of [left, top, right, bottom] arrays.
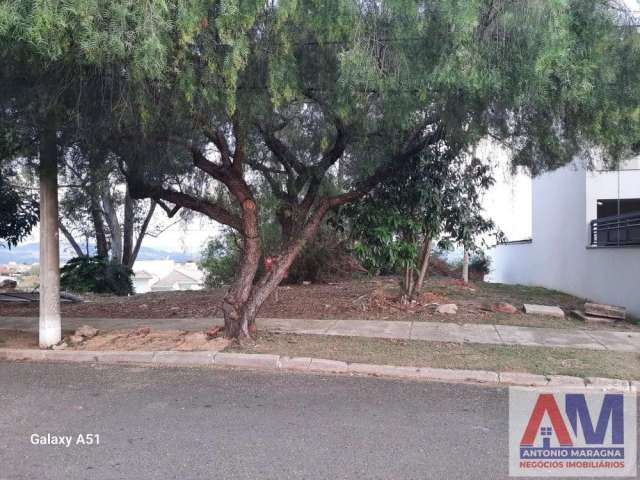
[[3, 315, 640, 352], [0, 361, 516, 479]]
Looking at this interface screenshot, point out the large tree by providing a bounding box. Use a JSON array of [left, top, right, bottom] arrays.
[[2, 0, 639, 341], [115, 0, 640, 339], [58, 148, 157, 267]]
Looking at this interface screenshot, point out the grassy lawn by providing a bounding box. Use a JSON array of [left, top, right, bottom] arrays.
[[432, 281, 580, 307], [226, 331, 640, 380]]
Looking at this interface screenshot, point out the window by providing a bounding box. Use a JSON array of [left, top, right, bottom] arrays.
[[591, 198, 640, 247], [596, 198, 640, 219]]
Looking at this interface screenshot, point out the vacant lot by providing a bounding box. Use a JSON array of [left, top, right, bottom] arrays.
[[0, 277, 637, 331]]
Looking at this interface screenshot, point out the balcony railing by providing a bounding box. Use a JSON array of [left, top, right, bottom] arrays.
[[590, 212, 640, 247]]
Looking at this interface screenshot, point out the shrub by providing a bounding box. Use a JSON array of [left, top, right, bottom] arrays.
[[281, 226, 366, 284], [60, 256, 134, 296], [200, 230, 364, 287], [470, 252, 491, 276], [200, 237, 239, 288]]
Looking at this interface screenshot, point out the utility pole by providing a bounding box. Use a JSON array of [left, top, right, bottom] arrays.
[[38, 122, 61, 348]]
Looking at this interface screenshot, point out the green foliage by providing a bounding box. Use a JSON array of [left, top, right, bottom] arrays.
[[349, 211, 421, 275], [200, 236, 239, 288], [201, 224, 355, 286], [0, 169, 38, 248], [470, 252, 491, 276], [343, 150, 498, 276], [285, 228, 356, 284], [60, 256, 133, 296]]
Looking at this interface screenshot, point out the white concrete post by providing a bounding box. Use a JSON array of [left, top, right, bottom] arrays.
[[39, 126, 61, 348], [462, 249, 469, 284]]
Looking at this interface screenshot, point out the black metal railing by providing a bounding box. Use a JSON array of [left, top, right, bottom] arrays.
[[590, 212, 640, 247]]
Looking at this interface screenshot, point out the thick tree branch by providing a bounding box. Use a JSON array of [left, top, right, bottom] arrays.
[[204, 127, 232, 167], [58, 220, 85, 257], [232, 112, 246, 173], [259, 127, 307, 176], [246, 159, 289, 200], [299, 119, 349, 213], [128, 200, 156, 267], [130, 183, 243, 233], [316, 118, 349, 172], [319, 125, 445, 210]]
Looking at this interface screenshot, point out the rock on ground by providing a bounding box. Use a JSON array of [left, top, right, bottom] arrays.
[[484, 302, 518, 314], [75, 325, 99, 339], [523, 304, 565, 318], [68, 334, 85, 345], [436, 304, 458, 315]]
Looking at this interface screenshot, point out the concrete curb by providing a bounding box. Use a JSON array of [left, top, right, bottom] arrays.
[[0, 348, 637, 392]]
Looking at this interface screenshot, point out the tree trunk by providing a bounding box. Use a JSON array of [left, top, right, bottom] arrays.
[[58, 220, 85, 257], [221, 201, 329, 340], [128, 200, 156, 268], [87, 163, 109, 258], [402, 265, 411, 297], [121, 189, 134, 266], [462, 249, 469, 284], [413, 238, 432, 297], [102, 189, 123, 263], [39, 122, 61, 348], [221, 199, 262, 339], [89, 192, 109, 257]]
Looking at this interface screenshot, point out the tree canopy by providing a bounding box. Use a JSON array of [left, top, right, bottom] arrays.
[[0, 166, 38, 248]]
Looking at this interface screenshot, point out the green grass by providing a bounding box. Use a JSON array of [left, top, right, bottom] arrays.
[[226, 331, 640, 380], [428, 278, 582, 309]]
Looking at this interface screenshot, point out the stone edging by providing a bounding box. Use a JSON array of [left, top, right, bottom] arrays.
[[0, 348, 637, 392]]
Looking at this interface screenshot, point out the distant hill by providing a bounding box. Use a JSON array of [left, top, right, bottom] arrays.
[[0, 242, 196, 264]]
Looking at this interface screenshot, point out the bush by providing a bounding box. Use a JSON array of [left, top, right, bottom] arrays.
[[200, 229, 364, 287], [60, 256, 134, 296], [200, 237, 239, 288], [286, 232, 365, 284], [470, 252, 491, 276]]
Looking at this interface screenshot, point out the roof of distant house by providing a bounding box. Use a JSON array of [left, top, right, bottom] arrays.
[[152, 269, 202, 289], [133, 270, 154, 280]]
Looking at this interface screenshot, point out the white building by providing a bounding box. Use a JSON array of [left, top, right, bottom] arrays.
[[132, 260, 205, 294], [488, 158, 640, 317], [131, 270, 156, 294]]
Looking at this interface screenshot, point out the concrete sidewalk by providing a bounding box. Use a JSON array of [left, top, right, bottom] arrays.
[[2, 315, 640, 352]]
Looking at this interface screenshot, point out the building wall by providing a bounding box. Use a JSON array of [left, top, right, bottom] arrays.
[[132, 278, 154, 294], [488, 163, 640, 317]]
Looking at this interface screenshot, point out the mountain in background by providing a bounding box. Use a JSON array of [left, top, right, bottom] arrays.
[[0, 242, 196, 265]]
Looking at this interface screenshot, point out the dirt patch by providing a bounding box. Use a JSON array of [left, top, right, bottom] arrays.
[[75, 329, 230, 352], [226, 331, 640, 380], [0, 329, 230, 352], [1, 276, 637, 331]]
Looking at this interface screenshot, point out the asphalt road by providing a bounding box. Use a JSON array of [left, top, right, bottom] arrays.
[[0, 362, 633, 480]]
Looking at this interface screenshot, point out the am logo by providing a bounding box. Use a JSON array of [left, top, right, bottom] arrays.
[[508, 388, 636, 477], [520, 393, 624, 448]]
